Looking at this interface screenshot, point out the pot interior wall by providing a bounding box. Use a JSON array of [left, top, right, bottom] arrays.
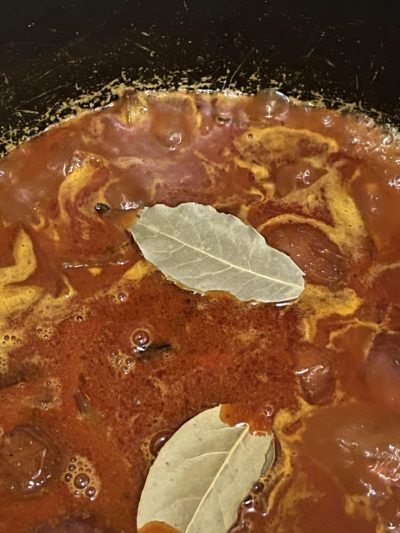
[[0, 0, 399, 152]]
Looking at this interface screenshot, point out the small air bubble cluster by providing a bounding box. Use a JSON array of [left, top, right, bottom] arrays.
[[120, 199, 140, 210], [388, 176, 400, 190], [39, 377, 62, 410], [161, 351, 174, 363], [74, 306, 89, 322], [382, 134, 393, 146], [36, 326, 54, 341], [0, 332, 20, 375], [141, 438, 152, 463], [108, 349, 136, 375], [321, 115, 334, 128], [63, 455, 100, 501], [108, 290, 129, 304], [2, 333, 20, 346], [0, 351, 8, 375]]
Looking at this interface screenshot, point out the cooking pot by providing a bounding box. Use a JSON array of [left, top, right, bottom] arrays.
[[0, 0, 399, 155]]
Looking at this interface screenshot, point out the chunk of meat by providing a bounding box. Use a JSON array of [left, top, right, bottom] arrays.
[[149, 96, 196, 150], [0, 361, 40, 390], [36, 517, 110, 533], [301, 403, 400, 499], [0, 222, 19, 268], [365, 331, 400, 414], [388, 305, 400, 331], [374, 267, 400, 306], [265, 223, 346, 288], [352, 165, 400, 253], [295, 344, 336, 405], [0, 424, 60, 495], [0, 372, 25, 389]]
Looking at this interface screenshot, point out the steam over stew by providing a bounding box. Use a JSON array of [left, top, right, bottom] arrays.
[[0, 90, 399, 532]]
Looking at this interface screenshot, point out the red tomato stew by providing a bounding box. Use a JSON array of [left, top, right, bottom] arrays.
[[0, 91, 399, 532]]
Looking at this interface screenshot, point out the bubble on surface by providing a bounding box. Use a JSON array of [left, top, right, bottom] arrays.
[[387, 176, 400, 190], [274, 161, 325, 196], [164, 131, 184, 150], [264, 405, 275, 418], [140, 437, 152, 463], [161, 350, 175, 363], [85, 486, 96, 499], [149, 429, 174, 457], [107, 287, 132, 305], [27, 376, 63, 411], [74, 472, 90, 489], [120, 199, 140, 210], [46, 377, 62, 409], [263, 89, 290, 120], [36, 325, 54, 341], [63, 455, 100, 501], [211, 97, 242, 128], [117, 292, 128, 303], [382, 134, 393, 146], [74, 306, 89, 322], [252, 481, 264, 493], [322, 115, 334, 128], [131, 327, 153, 352], [0, 351, 8, 375], [0, 332, 22, 375], [107, 349, 136, 376], [246, 89, 289, 124], [215, 111, 234, 127]]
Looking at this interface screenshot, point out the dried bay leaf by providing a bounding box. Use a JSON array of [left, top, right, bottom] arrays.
[[129, 203, 304, 303], [137, 406, 275, 533]]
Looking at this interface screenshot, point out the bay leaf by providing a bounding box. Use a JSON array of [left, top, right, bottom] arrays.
[[129, 202, 304, 303], [137, 406, 275, 533]]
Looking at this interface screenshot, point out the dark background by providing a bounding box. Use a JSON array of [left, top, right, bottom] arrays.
[[0, 0, 399, 150]]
